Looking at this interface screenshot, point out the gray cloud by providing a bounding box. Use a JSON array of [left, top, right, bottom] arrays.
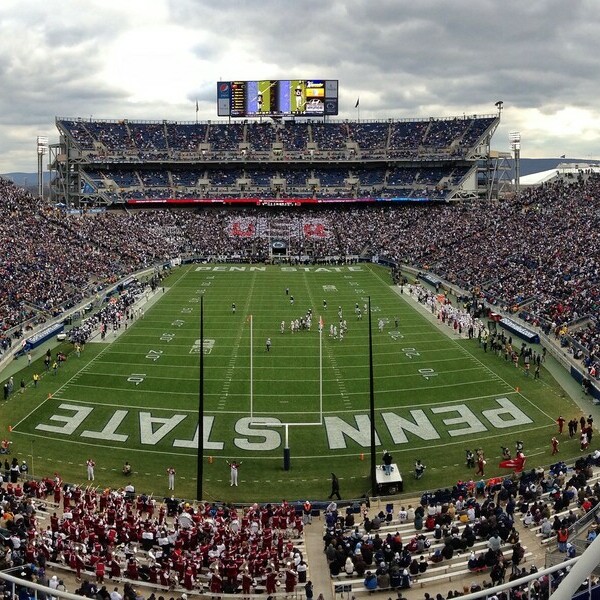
[[1, 0, 600, 172]]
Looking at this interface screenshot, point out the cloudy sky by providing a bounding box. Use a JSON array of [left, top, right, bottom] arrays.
[[1, 0, 599, 172]]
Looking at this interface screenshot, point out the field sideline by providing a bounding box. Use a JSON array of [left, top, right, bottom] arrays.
[[2, 263, 583, 502]]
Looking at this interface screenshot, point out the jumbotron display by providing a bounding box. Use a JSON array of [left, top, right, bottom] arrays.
[[217, 79, 339, 117]]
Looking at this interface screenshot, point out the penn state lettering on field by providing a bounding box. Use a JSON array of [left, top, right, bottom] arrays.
[[194, 266, 364, 272], [34, 398, 532, 451]]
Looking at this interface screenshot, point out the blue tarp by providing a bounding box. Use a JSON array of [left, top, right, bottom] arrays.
[[499, 317, 540, 344], [420, 273, 442, 288], [570, 367, 600, 402], [13, 322, 65, 358]]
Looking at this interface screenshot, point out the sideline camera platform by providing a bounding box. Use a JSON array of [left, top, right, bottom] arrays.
[[375, 463, 403, 494]]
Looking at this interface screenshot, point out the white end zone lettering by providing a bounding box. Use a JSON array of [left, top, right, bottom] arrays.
[[324, 415, 381, 450], [139, 413, 187, 445], [483, 397, 533, 428], [234, 417, 282, 451], [382, 411, 440, 444], [431, 405, 487, 437], [36, 404, 93, 435], [173, 416, 224, 450], [30, 398, 533, 451], [81, 410, 129, 442]]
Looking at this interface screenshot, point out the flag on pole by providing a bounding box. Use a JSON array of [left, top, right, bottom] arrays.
[[195, 99, 199, 113], [498, 453, 526, 472], [355, 98, 360, 108]]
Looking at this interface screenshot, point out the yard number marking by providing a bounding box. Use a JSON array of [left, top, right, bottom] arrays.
[[127, 374, 146, 385], [146, 350, 163, 362], [419, 368, 438, 380], [402, 347, 420, 359]]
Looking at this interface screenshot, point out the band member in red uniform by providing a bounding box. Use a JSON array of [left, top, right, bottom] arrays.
[[241, 568, 253, 595], [95, 558, 105, 584], [126, 557, 139, 580], [184, 566, 195, 590], [265, 568, 278, 594], [75, 551, 85, 580], [210, 569, 223, 594], [110, 556, 122, 579], [53, 482, 62, 504], [285, 563, 297, 593]]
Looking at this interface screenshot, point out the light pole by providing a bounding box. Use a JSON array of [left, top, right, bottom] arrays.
[[36, 136, 48, 200], [509, 131, 521, 195]]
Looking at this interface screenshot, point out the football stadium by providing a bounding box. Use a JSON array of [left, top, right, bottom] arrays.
[[1, 86, 600, 600]]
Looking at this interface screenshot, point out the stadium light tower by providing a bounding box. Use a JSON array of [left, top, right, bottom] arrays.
[[509, 131, 521, 195], [36, 136, 48, 200]]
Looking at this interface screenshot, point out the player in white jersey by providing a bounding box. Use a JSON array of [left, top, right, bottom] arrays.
[[281, 320, 285, 334], [295, 85, 303, 111]]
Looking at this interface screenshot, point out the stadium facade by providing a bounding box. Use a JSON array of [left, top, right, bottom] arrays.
[[49, 113, 502, 208]]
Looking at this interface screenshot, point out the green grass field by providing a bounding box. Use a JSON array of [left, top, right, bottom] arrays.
[[2, 263, 584, 503]]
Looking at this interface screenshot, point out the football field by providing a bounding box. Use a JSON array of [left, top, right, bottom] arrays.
[[6, 263, 583, 502]]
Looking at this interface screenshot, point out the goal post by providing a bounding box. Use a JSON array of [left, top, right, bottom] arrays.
[[248, 314, 325, 470]]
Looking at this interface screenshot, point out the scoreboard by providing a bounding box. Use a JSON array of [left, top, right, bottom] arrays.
[[217, 80, 338, 117]]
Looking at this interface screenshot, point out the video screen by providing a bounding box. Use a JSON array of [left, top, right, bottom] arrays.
[[217, 80, 338, 117]]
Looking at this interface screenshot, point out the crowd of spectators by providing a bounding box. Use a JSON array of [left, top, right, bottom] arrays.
[[320, 449, 600, 597], [2, 168, 600, 596], [0, 179, 119, 337], [1, 439, 599, 600], [310, 123, 349, 151], [79, 164, 464, 201], [246, 122, 277, 152], [0, 467, 309, 599], [57, 116, 500, 202], [57, 115, 495, 162], [1, 173, 598, 370]]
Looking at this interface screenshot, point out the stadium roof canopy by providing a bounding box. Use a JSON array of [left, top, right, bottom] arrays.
[[519, 162, 600, 186]]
